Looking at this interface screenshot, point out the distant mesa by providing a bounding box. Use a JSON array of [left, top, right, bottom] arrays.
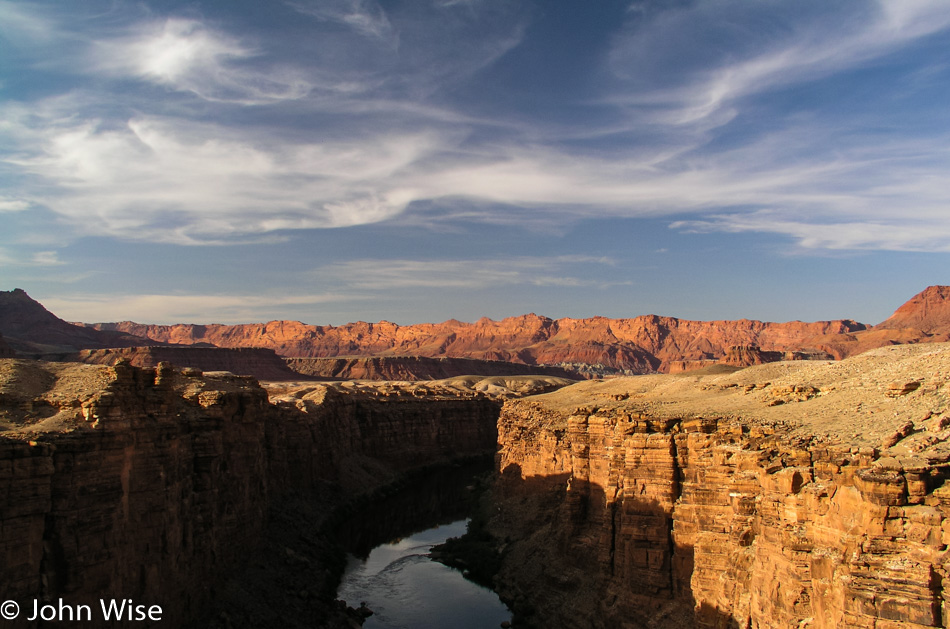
[[2, 285, 950, 379]]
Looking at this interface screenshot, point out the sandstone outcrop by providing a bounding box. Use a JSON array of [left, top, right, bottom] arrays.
[[488, 343, 950, 628], [876, 285, 950, 335], [284, 355, 575, 380], [266, 373, 575, 402], [0, 358, 500, 627], [81, 287, 950, 375], [87, 313, 865, 375]]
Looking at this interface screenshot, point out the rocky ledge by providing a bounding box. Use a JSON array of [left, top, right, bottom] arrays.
[[489, 343, 950, 628]]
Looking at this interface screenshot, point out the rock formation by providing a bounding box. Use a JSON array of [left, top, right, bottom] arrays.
[[0, 289, 152, 355], [284, 355, 575, 380], [85, 313, 865, 374], [488, 343, 950, 628], [5, 340, 950, 627], [80, 287, 950, 375], [5, 286, 950, 376], [76, 346, 310, 381], [876, 285, 950, 335]]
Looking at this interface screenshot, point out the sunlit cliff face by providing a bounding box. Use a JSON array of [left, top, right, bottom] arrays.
[[488, 343, 950, 628]]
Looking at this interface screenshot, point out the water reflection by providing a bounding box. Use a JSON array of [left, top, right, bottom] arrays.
[[337, 520, 511, 629]]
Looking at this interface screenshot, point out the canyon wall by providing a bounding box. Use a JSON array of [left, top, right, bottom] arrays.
[[284, 355, 575, 380], [0, 359, 500, 628], [7, 286, 950, 376], [76, 346, 310, 381], [87, 313, 866, 374], [489, 345, 950, 628], [84, 285, 950, 375]]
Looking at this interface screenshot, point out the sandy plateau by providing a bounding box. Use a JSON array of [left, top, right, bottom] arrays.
[[533, 342, 950, 457]]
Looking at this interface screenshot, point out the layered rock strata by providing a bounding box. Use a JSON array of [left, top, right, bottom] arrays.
[[0, 359, 500, 628], [8, 286, 950, 376], [284, 355, 575, 380], [489, 343, 950, 628], [76, 346, 309, 381], [87, 313, 864, 375]]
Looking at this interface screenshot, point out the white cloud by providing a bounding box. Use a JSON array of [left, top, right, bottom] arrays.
[[671, 212, 950, 252], [91, 18, 313, 104], [4, 111, 457, 243], [288, 0, 396, 43], [2, 1, 950, 256], [607, 1, 950, 127], [0, 198, 29, 212], [0, 246, 63, 265], [311, 256, 623, 290]]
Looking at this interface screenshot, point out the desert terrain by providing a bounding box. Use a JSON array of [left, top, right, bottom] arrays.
[[2, 287, 950, 627]]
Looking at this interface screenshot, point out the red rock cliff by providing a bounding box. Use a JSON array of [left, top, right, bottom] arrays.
[[89, 313, 866, 375], [489, 344, 950, 628], [14, 286, 950, 375]]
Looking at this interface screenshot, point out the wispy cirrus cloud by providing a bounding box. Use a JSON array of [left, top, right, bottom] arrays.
[[310, 256, 626, 290], [287, 0, 396, 43], [672, 212, 950, 253], [2, 107, 458, 243], [2, 0, 950, 258], [0, 247, 65, 267], [91, 18, 316, 104], [607, 0, 950, 126]]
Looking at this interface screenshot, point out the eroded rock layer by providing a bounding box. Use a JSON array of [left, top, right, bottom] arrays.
[[489, 343, 950, 628], [7, 286, 950, 375], [76, 346, 308, 381], [284, 355, 575, 380], [80, 286, 950, 375]]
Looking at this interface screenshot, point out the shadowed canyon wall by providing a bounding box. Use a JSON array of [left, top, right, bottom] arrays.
[[0, 360, 499, 628]]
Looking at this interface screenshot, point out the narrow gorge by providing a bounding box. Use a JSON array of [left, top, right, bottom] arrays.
[[4, 342, 950, 627], [0, 359, 499, 627]]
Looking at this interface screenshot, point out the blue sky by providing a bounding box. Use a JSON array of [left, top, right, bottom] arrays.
[[1, 0, 949, 326]]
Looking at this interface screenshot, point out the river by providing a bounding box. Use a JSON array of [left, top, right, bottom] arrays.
[[333, 460, 512, 628]]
